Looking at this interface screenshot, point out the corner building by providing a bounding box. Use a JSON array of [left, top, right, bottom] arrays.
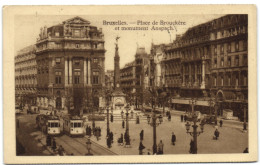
[[160, 15, 248, 119], [15, 45, 37, 107], [35, 16, 105, 113]]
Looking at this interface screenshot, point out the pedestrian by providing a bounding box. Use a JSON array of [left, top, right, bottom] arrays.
[[110, 131, 114, 143], [243, 147, 249, 153], [219, 120, 223, 127], [52, 138, 57, 151], [171, 132, 176, 145], [46, 135, 51, 146], [107, 136, 111, 148], [184, 115, 187, 122], [111, 114, 114, 123], [157, 140, 164, 154], [89, 126, 92, 136], [139, 141, 145, 155], [86, 126, 88, 135], [168, 114, 171, 121], [136, 116, 140, 124], [189, 139, 194, 154], [181, 115, 184, 122], [140, 130, 144, 141], [214, 129, 220, 140], [57, 145, 65, 156], [122, 120, 125, 128]]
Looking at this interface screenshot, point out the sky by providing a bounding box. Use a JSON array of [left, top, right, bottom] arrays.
[[15, 14, 224, 70]]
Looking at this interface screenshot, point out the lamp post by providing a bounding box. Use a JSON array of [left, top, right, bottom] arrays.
[[189, 98, 197, 114], [125, 104, 131, 145], [243, 101, 247, 131], [147, 110, 163, 154], [86, 137, 92, 156], [185, 113, 204, 154]]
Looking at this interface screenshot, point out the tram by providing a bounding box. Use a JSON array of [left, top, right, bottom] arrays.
[[63, 115, 84, 137], [36, 114, 61, 136]]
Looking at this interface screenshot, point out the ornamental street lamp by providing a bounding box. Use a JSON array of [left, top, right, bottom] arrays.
[[185, 113, 204, 154], [125, 104, 131, 145], [147, 110, 163, 154], [189, 98, 197, 114]]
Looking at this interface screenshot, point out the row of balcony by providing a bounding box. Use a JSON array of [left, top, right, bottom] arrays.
[[16, 84, 37, 88]]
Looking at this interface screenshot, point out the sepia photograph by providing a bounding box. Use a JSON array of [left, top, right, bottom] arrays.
[[3, 5, 257, 164]]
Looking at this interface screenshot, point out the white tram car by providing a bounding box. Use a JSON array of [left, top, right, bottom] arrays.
[[36, 114, 61, 136], [63, 115, 84, 137]]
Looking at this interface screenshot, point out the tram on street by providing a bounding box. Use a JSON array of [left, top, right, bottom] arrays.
[[63, 115, 84, 137], [36, 114, 61, 136]]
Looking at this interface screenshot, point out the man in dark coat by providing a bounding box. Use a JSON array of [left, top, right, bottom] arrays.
[[111, 114, 114, 123], [214, 129, 220, 140], [107, 137, 111, 148], [52, 138, 57, 151], [171, 132, 176, 145], [46, 135, 51, 146], [184, 115, 187, 122], [219, 120, 223, 127], [140, 130, 144, 141], [139, 141, 145, 155], [181, 115, 184, 122]]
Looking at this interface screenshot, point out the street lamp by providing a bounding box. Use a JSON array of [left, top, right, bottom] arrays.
[[147, 111, 163, 154], [189, 98, 197, 114], [86, 137, 93, 156], [185, 113, 204, 154], [243, 101, 248, 131], [125, 104, 131, 146]]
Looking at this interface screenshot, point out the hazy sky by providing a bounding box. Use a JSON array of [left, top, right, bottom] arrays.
[[15, 14, 224, 70]]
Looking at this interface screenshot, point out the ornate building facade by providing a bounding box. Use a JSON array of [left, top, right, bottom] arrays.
[[15, 45, 37, 107], [119, 47, 149, 108], [158, 14, 248, 119], [35, 16, 105, 114]]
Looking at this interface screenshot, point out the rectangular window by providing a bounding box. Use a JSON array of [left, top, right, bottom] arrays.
[[55, 57, 61, 64], [221, 77, 224, 86], [228, 76, 231, 86], [75, 43, 80, 48], [235, 42, 239, 51], [55, 32, 60, 37], [227, 43, 231, 52], [228, 57, 231, 66], [55, 71, 62, 84], [235, 56, 239, 66], [74, 30, 80, 37], [214, 45, 217, 55], [93, 58, 98, 63], [93, 71, 99, 84], [220, 44, 224, 54], [243, 40, 247, 51], [214, 59, 217, 68], [243, 55, 247, 66], [74, 71, 80, 84], [221, 58, 224, 67]]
